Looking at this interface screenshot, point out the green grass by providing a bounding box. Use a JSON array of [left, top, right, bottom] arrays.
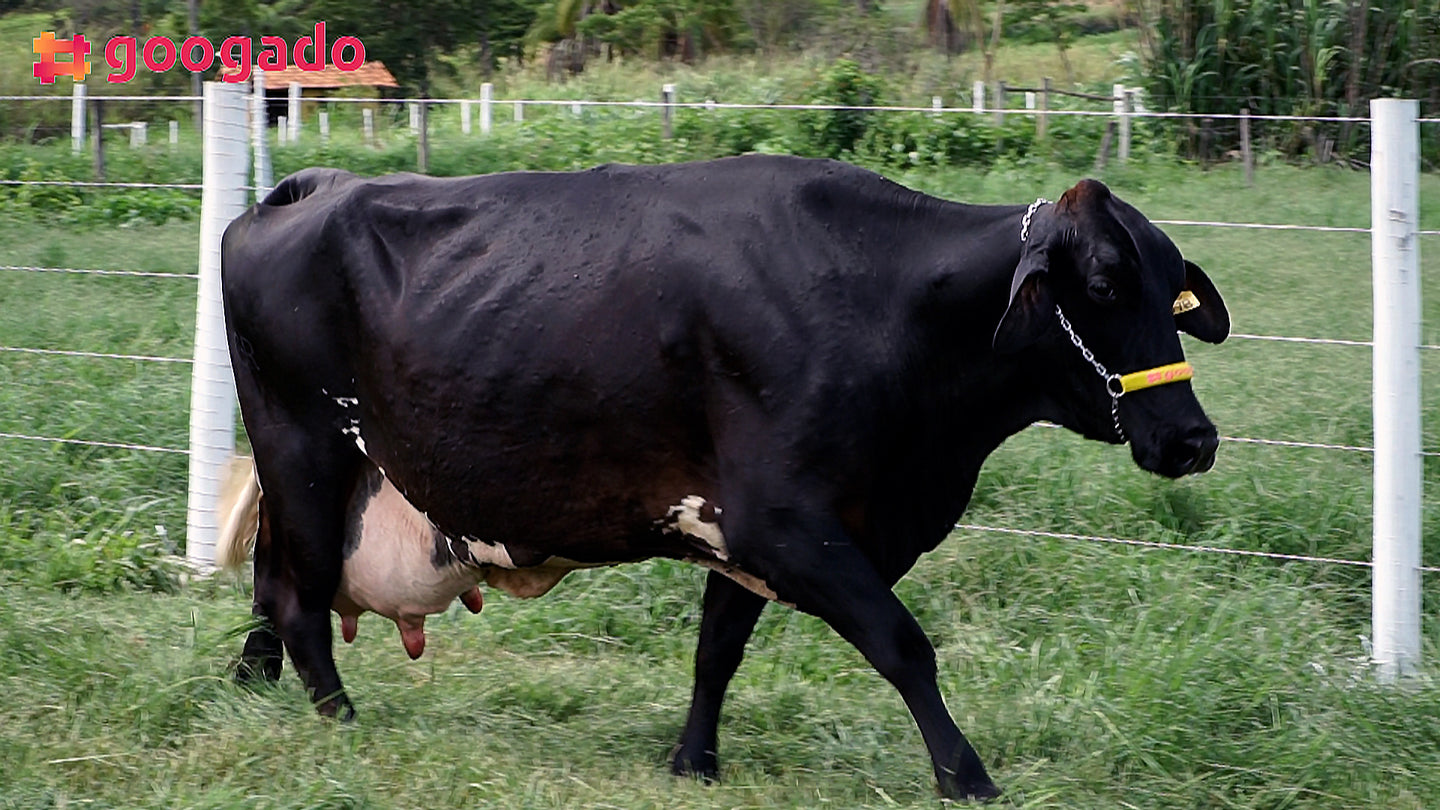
[[3, 154, 1440, 806]]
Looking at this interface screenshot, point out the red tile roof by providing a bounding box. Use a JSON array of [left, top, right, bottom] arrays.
[[221, 61, 399, 89]]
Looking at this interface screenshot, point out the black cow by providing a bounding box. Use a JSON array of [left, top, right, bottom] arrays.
[[217, 155, 1229, 801]]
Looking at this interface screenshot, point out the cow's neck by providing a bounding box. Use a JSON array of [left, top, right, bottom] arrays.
[[901, 200, 1051, 445]]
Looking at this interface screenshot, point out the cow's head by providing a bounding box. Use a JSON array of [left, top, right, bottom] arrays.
[[994, 179, 1229, 478]]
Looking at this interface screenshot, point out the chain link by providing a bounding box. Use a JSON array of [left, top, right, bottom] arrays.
[[1054, 304, 1127, 442], [1020, 198, 1051, 243], [1020, 198, 1125, 442]]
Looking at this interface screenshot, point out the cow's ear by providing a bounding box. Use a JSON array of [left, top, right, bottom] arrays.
[[1176, 260, 1229, 344], [993, 251, 1053, 354]]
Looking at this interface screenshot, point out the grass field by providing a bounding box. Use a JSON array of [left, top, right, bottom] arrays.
[[3, 155, 1440, 807]]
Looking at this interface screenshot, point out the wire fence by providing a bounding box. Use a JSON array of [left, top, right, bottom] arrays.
[[0, 87, 1436, 580]]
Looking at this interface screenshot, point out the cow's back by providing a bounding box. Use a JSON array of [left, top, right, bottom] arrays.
[[221, 157, 949, 563]]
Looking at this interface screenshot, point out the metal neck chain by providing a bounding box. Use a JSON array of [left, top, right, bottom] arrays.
[[1020, 197, 1050, 242], [1054, 304, 1127, 443], [1021, 196, 1126, 441]]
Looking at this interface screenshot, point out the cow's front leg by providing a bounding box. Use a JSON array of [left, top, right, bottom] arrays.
[[672, 570, 768, 781], [729, 502, 1000, 802]]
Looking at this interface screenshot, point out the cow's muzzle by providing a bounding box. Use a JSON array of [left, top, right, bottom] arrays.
[[1142, 422, 1219, 478]]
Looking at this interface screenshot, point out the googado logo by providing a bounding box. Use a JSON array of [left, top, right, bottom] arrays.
[[33, 23, 364, 85]]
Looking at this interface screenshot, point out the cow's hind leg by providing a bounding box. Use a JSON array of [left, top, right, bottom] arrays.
[[730, 504, 1000, 802], [245, 428, 361, 719], [672, 570, 767, 780], [236, 503, 283, 684]]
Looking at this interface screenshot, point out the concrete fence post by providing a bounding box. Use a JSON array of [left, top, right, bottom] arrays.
[[461, 99, 472, 135], [1370, 98, 1423, 682], [480, 82, 493, 135], [250, 66, 272, 199], [661, 83, 676, 139], [1119, 90, 1133, 164], [186, 82, 248, 573], [287, 82, 301, 142], [71, 83, 86, 154]]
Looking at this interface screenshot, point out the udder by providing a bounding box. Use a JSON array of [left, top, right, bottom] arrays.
[[334, 467, 486, 659]]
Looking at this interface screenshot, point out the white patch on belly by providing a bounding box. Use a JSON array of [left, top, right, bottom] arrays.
[[661, 495, 788, 605], [666, 495, 727, 559]]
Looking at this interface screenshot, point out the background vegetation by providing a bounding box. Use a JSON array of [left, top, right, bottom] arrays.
[[5, 1, 1440, 163], [3, 2, 1440, 807]]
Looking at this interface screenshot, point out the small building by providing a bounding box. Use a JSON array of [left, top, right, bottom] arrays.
[[222, 61, 400, 125]]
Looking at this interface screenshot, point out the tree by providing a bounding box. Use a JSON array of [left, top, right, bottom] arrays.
[[313, 0, 491, 94], [1005, 0, 1086, 83], [477, 0, 538, 73]]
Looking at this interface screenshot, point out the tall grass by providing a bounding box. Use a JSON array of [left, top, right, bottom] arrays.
[[2, 152, 1440, 805]]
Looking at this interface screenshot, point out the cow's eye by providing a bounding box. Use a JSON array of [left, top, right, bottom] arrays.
[[1088, 278, 1117, 303]]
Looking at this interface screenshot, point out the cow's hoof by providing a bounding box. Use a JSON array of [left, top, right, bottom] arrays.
[[670, 745, 719, 783], [233, 653, 282, 685], [315, 692, 357, 722], [937, 775, 1002, 803]]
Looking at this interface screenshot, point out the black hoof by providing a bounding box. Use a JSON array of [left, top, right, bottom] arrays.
[[315, 691, 356, 722], [670, 744, 719, 783], [235, 627, 283, 684], [233, 652, 282, 685], [939, 745, 1002, 802]]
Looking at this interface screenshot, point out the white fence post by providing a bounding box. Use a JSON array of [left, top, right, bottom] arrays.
[[71, 83, 86, 154], [1371, 98, 1423, 682], [186, 82, 248, 573], [319, 110, 329, 142], [409, 102, 420, 135], [288, 82, 301, 142], [972, 80, 985, 114], [1119, 90, 1133, 164], [932, 95, 942, 117], [169, 120, 179, 146], [480, 82, 493, 135], [461, 99, 472, 135], [661, 83, 676, 139], [277, 115, 288, 145], [363, 107, 375, 145], [514, 101, 524, 123], [251, 66, 272, 198]]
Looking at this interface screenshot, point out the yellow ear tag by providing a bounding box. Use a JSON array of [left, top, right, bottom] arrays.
[[1172, 290, 1201, 315]]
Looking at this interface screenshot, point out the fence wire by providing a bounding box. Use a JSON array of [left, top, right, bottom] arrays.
[[955, 523, 1440, 574], [1, 93, 1437, 578]]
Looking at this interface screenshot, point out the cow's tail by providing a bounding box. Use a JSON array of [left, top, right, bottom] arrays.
[[215, 455, 261, 571]]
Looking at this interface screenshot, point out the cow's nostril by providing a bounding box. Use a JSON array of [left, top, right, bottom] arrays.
[[1176, 432, 1217, 475]]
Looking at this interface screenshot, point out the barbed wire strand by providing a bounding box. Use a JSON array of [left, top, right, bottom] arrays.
[[1028, 421, 1440, 457], [0, 265, 197, 279], [0, 346, 191, 364], [0, 431, 188, 455], [1152, 219, 1369, 233], [954, 523, 1440, 573], [0, 95, 201, 102], [0, 179, 201, 190]]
